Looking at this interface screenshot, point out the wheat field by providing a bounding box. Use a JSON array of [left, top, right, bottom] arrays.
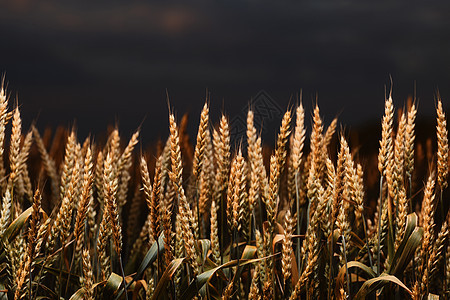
[[0, 82, 448, 299]]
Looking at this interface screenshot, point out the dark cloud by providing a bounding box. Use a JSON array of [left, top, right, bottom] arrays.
[[1, 0, 450, 143]]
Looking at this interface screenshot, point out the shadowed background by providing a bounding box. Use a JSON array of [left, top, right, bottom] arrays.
[[1, 0, 450, 145]]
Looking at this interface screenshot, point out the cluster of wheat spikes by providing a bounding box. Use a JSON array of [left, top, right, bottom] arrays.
[[0, 82, 449, 300]]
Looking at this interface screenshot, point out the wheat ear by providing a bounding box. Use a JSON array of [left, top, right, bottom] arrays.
[[117, 130, 140, 208], [405, 103, 417, 182], [8, 107, 22, 192], [323, 117, 338, 151], [73, 146, 94, 256], [437, 98, 449, 190], [97, 207, 111, 280], [290, 233, 319, 300], [417, 174, 436, 294], [192, 102, 209, 180], [378, 96, 394, 177], [0, 87, 8, 193], [288, 103, 305, 216], [198, 128, 213, 216], [168, 113, 198, 275], [0, 189, 11, 236], [210, 197, 220, 264], [59, 130, 77, 201], [214, 115, 231, 202], [226, 153, 238, 232], [162, 183, 174, 268], [16, 130, 33, 200], [247, 110, 260, 212], [82, 248, 94, 300], [282, 209, 295, 284], [428, 213, 449, 283], [310, 104, 324, 182], [32, 125, 59, 200], [104, 152, 122, 256], [275, 109, 291, 176], [14, 190, 41, 300]]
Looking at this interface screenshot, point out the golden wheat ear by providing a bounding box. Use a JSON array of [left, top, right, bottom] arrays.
[[116, 130, 140, 209], [149, 155, 162, 241], [405, 103, 417, 182], [73, 146, 94, 256], [192, 102, 209, 180], [198, 128, 213, 218], [378, 96, 394, 177], [168, 113, 199, 275], [8, 106, 22, 192], [103, 151, 122, 256], [436, 98, 448, 190]]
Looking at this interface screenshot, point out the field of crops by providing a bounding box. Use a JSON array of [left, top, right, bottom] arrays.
[[0, 81, 448, 299]]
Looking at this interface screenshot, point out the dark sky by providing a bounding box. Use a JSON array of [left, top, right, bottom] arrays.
[[1, 0, 450, 144]]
